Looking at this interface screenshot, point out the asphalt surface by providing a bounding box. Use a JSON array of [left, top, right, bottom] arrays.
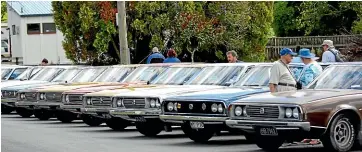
[[2, 114, 359, 152]]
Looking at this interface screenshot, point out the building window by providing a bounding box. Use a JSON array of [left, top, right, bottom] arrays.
[[42, 23, 56, 34], [27, 23, 41, 34], [12, 25, 16, 35]]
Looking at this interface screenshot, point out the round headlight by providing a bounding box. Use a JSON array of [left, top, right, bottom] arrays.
[[150, 99, 156, 108], [292, 108, 299, 119], [40, 93, 45, 100], [86, 98, 91, 105], [117, 99, 122, 107], [167, 102, 174, 111], [218, 104, 223, 113], [211, 103, 217, 112], [285, 108, 292, 118], [235, 106, 242, 116], [174, 102, 178, 111], [20, 93, 25, 99], [65, 95, 69, 102]]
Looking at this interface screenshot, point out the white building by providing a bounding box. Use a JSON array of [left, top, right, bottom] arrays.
[[6, 1, 71, 65]]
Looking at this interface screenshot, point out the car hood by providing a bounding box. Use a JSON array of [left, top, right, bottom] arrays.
[[63, 83, 147, 94], [234, 89, 362, 105], [1, 80, 49, 88], [2, 82, 59, 91], [83, 85, 162, 97], [113, 85, 224, 99], [37, 82, 111, 92], [165, 87, 270, 105]]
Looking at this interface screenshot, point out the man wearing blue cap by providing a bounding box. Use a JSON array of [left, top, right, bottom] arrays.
[[297, 48, 323, 87], [269, 48, 298, 92]]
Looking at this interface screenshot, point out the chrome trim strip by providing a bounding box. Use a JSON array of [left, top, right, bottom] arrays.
[[159, 114, 228, 122], [110, 109, 161, 116], [225, 119, 310, 131]]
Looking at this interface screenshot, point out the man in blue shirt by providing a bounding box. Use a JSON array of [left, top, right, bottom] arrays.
[[297, 48, 323, 87], [226, 50, 242, 63], [146, 47, 165, 64]]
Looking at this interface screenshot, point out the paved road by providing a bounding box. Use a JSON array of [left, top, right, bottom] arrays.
[[1, 114, 357, 152]]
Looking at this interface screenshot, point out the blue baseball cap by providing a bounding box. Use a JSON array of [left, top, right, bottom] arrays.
[[280, 48, 297, 56]]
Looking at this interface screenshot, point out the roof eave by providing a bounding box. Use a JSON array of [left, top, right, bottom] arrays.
[[20, 14, 53, 17]]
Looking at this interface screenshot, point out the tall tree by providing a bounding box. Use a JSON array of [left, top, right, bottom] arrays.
[[1, 2, 7, 22], [273, 2, 303, 36]]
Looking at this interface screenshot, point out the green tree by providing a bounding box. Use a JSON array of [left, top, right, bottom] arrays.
[[52, 1, 119, 65], [1, 2, 7, 22], [273, 2, 303, 36]]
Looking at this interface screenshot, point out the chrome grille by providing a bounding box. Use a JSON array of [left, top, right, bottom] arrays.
[[68, 94, 83, 104], [25, 92, 37, 102], [91, 97, 112, 107], [123, 98, 145, 109], [45, 93, 62, 101], [246, 105, 279, 118], [1, 91, 17, 98]]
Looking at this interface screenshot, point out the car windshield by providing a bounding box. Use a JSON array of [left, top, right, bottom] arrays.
[[122, 66, 168, 83], [307, 66, 362, 89], [6, 68, 27, 80], [51, 68, 83, 82], [70, 67, 107, 83], [15, 67, 42, 80], [151, 67, 203, 85], [1, 68, 12, 80], [234, 65, 303, 87], [93, 67, 134, 82], [186, 66, 245, 86], [30, 68, 64, 81]]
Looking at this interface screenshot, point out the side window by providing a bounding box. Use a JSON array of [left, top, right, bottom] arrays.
[[8, 68, 27, 80], [27, 23, 41, 34], [42, 23, 56, 34], [12, 25, 16, 35]]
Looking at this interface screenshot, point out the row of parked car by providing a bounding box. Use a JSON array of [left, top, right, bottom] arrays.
[[1, 62, 362, 152]]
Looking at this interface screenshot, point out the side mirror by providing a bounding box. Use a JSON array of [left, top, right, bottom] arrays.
[[20, 78, 28, 81]]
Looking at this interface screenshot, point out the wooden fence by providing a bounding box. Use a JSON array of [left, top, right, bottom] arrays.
[[265, 35, 362, 60]]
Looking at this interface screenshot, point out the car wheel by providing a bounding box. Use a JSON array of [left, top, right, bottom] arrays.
[[181, 123, 217, 143], [136, 120, 163, 137], [82, 115, 103, 126], [16, 108, 33, 118], [34, 109, 52, 120], [321, 114, 357, 152], [105, 117, 130, 131], [56, 111, 77, 123], [1, 105, 14, 114], [255, 136, 284, 151]]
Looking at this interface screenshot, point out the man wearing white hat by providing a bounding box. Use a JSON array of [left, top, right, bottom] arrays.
[[146, 47, 165, 64], [321, 40, 337, 63]]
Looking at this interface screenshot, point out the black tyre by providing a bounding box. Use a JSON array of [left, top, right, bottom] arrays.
[[106, 117, 130, 131], [321, 114, 357, 152], [255, 136, 284, 151], [181, 123, 217, 143], [1, 105, 14, 114], [136, 120, 163, 137], [82, 115, 103, 126], [56, 111, 77, 123], [16, 108, 33, 118], [34, 109, 52, 120]]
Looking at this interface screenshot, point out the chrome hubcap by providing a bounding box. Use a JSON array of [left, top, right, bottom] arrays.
[[334, 119, 352, 147]]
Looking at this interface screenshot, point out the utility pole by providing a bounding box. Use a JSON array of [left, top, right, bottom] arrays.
[[117, 1, 130, 64]]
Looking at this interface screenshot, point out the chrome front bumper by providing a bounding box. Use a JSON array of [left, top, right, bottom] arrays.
[[110, 109, 161, 121], [59, 104, 82, 113], [33, 102, 63, 110], [160, 115, 228, 124], [1, 98, 17, 107], [80, 107, 116, 115], [225, 119, 311, 132], [15, 101, 38, 109]]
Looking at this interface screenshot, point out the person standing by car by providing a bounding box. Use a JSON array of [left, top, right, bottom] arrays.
[[146, 47, 165, 64], [297, 48, 323, 87], [163, 49, 181, 63], [40, 58, 48, 66], [226, 50, 242, 63], [269, 48, 298, 92], [321, 40, 345, 62]]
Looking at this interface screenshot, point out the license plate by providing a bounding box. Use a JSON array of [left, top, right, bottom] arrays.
[[190, 121, 204, 129], [259, 127, 278, 136], [135, 116, 146, 122]]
